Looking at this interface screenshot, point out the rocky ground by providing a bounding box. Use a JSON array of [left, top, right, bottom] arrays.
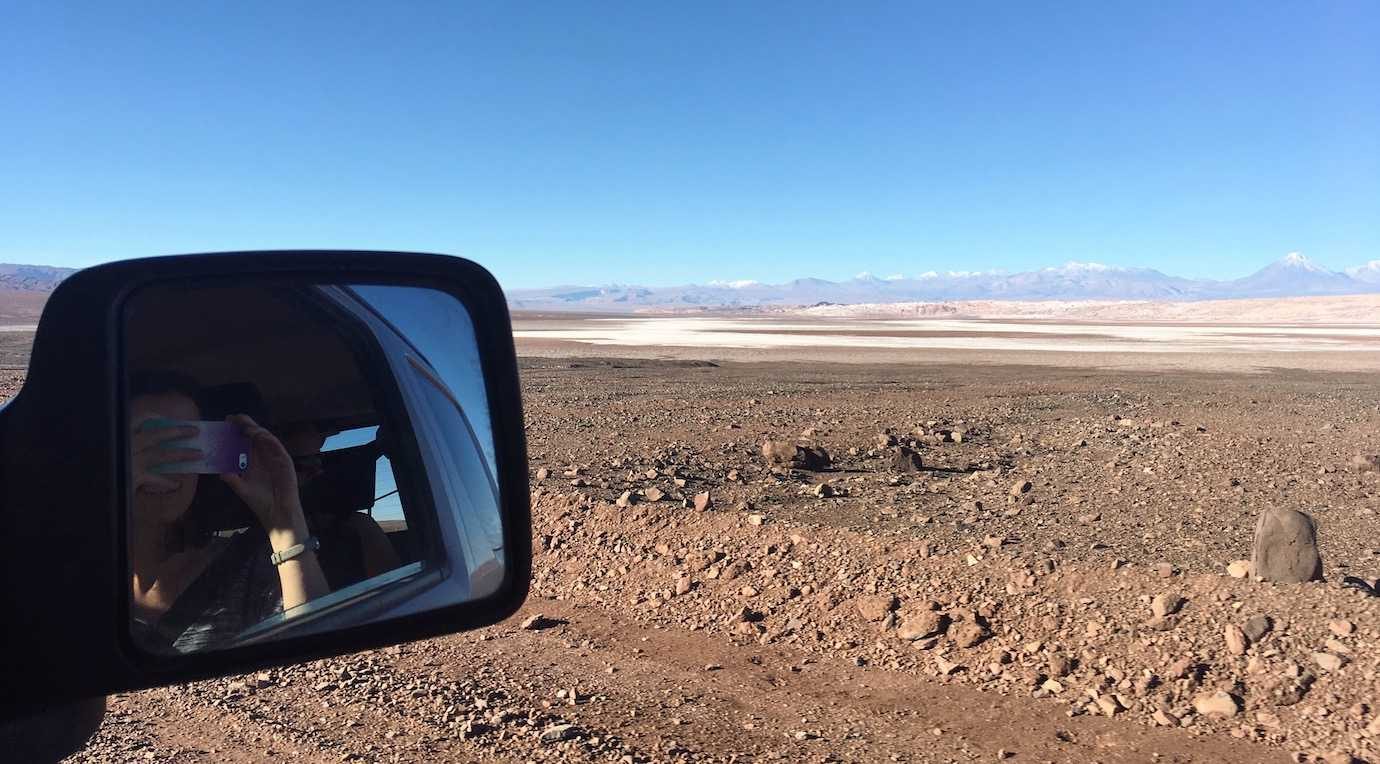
[[0, 332, 32, 371], [43, 354, 1380, 762]]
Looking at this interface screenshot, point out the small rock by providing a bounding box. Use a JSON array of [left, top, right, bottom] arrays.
[[812, 483, 835, 498], [693, 491, 712, 511], [1328, 619, 1355, 637], [855, 594, 899, 622], [1242, 615, 1272, 642], [1009, 480, 1033, 496], [1152, 709, 1179, 726], [951, 621, 990, 649], [1150, 592, 1185, 618], [731, 606, 762, 624], [1350, 454, 1380, 473], [1192, 690, 1240, 717], [899, 611, 949, 641], [1047, 654, 1072, 678], [540, 724, 581, 743], [1313, 652, 1344, 672], [535, 467, 549, 481], [1226, 560, 1252, 579], [1224, 624, 1249, 655], [615, 491, 636, 508], [888, 447, 924, 473], [935, 656, 963, 675], [761, 439, 830, 471], [1326, 638, 1351, 655], [643, 487, 665, 502], [1255, 710, 1282, 729], [1166, 657, 1194, 680]]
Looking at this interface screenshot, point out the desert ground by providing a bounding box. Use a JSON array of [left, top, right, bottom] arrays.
[[35, 312, 1380, 763]]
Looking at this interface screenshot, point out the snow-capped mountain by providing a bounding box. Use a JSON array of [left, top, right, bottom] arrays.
[[1221, 252, 1361, 297], [1346, 260, 1380, 285], [506, 254, 1380, 311]]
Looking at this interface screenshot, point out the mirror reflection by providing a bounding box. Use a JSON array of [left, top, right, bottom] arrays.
[[124, 280, 504, 654]]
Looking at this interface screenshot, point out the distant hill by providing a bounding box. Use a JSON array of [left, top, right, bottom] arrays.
[[507, 253, 1380, 312], [0, 264, 76, 324], [0, 264, 75, 292]]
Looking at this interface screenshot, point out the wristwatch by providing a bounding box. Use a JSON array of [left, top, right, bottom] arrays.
[[270, 536, 321, 566]]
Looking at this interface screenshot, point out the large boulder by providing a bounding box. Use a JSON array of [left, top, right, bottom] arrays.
[[761, 439, 831, 471], [1252, 508, 1324, 584]]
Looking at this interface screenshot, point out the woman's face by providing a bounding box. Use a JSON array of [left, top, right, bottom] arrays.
[[130, 391, 201, 525]]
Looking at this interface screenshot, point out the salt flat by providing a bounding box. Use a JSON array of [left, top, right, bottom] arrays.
[[512, 314, 1380, 372], [513, 315, 1380, 353]]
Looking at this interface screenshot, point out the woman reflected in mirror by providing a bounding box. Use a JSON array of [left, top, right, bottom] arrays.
[[127, 371, 330, 653]]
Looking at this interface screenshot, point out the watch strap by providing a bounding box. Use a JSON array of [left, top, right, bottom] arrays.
[[269, 535, 320, 566]]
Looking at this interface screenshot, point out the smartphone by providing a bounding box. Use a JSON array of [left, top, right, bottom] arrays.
[[144, 419, 251, 474]]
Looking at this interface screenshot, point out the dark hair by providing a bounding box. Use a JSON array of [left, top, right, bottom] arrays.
[[129, 370, 204, 411], [129, 370, 209, 550]]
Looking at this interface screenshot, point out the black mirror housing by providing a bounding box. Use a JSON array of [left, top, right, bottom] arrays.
[[0, 251, 531, 719]]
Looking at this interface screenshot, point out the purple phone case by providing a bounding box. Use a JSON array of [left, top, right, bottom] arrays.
[[159, 421, 251, 474]]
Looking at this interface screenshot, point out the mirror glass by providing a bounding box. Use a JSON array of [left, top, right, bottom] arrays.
[[123, 279, 505, 655]]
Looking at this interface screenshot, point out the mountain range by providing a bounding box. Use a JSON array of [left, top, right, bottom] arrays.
[[2, 257, 1379, 314], [0, 264, 75, 293], [0, 264, 76, 323], [507, 253, 1380, 311]]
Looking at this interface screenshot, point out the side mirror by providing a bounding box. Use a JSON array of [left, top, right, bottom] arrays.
[[0, 251, 530, 719]]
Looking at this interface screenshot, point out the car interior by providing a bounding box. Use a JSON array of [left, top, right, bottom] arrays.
[[123, 282, 423, 604]]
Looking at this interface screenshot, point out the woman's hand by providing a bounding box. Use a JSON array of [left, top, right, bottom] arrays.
[[218, 415, 307, 542], [130, 419, 201, 494], [218, 414, 330, 610]]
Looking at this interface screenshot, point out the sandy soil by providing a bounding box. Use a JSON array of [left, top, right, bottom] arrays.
[[0, 330, 34, 369]]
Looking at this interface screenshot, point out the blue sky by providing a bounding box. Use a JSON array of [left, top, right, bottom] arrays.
[[1, 2, 1376, 288]]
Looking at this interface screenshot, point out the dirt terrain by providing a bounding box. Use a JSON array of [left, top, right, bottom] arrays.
[[32, 342, 1380, 763]]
